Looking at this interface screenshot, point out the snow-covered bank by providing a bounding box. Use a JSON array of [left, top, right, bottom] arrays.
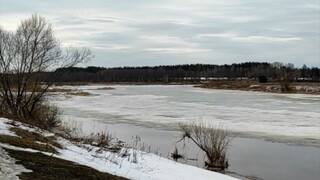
[[0, 118, 238, 180], [57, 139, 237, 180]]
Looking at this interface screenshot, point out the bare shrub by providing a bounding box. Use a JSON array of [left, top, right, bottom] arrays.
[[279, 79, 292, 92], [0, 97, 61, 130], [0, 15, 92, 129], [87, 131, 113, 147], [29, 102, 61, 130], [55, 120, 83, 138], [178, 122, 231, 171]]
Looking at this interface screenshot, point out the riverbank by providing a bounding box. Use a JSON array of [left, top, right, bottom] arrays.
[[197, 80, 320, 95], [50, 80, 320, 95], [0, 118, 237, 180]]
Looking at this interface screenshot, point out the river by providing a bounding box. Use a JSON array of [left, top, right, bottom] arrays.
[[50, 85, 320, 180]]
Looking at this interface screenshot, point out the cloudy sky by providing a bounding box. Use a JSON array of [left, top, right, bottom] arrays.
[[0, 0, 319, 67]]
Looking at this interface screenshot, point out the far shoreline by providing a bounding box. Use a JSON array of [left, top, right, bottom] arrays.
[[51, 80, 320, 95], [195, 80, 320, 95]]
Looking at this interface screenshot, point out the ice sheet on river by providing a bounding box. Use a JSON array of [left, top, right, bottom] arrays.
[[50, 85, 320, 145]]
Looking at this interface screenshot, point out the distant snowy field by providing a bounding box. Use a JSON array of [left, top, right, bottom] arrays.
[[50, 85, 320, 145]]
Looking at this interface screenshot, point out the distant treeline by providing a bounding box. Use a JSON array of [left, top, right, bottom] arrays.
[[43, 62, 320, 83]]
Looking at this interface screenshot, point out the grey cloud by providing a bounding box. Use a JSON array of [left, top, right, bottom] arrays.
[[1, 0, 319, 67], [88, 18, 115, 23], [54, 17, 86, 25], [54, 16, 115, 25]]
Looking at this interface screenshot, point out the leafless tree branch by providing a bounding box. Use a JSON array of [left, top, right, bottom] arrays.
[[0, 14, 92, 128]]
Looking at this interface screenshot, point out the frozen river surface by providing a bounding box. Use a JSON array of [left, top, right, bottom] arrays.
[[52, 85, 320, 145]]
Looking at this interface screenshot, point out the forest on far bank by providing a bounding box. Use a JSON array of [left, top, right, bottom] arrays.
[[43, 62, 320, 83]]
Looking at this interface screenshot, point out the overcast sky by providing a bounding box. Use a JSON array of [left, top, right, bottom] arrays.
[[0, 0, 319, 67]]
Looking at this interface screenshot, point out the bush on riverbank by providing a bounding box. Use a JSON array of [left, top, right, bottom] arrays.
[[178, 122, 231, 171]]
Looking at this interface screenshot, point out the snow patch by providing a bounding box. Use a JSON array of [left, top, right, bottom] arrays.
[[0, 147, 32, 180], [0, 118, 17, 137]]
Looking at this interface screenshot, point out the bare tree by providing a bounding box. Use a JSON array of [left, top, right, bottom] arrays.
[[0, 15, 92, 128], [178, 122, 231, 171]]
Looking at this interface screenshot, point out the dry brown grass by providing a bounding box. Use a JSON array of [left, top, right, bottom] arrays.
[[47, 88, 73, 92], [0, 126, 62, 153], [200, 80, 320, 94], [96, 87, 115, 90], [85, 131, 113, 147], [10, 127, 62, 149], [0, 134, 58, 153], [57, 121, 114, 149], [66, 91, 90, 96], [0, 100, 61, 130]]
